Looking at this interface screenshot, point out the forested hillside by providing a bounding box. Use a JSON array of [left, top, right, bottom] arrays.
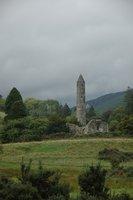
[[87, 91, 125, 113]]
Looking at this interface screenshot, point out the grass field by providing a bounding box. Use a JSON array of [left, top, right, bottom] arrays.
[[0, 138, 133, 197]]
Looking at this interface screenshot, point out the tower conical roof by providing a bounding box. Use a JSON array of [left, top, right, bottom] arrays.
[[77, 74, 85, 83]]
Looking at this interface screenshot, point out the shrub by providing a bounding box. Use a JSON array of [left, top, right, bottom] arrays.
[[0, 114, 70, 143], [108, 105, 133, 135], [0, 176, 41, 200], [48, 195, 66, 200], [110, 193, 131, 200], [118, 115, 133, 135], [0, 162, 69, 200], [28, 169, 70, 200], [0, 128, 21, 143], [98, 148, 133, 170], [77, 193, 104, 200], [66, 115, 79, 125], [78, 164, 109, 199], [47, 115, 69, 134], [109, 120, 119, 132], [20, 160, 70, 200], [77, 193, 132, 200]]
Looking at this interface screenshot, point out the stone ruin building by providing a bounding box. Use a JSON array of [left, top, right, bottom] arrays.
[[69, 74, 108, 135], [84, 118, 108, 134]]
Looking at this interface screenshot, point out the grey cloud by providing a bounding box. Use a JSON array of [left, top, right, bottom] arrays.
[[0, 0, 133, 105]]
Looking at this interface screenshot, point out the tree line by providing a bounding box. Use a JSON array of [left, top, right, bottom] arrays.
[[0, 87, 133, 143]]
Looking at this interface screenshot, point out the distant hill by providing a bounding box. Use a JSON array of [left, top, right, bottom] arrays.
[[87, 91, 125, 114]]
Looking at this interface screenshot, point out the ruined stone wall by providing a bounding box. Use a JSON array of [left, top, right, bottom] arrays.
[[68, 119, 108, 135]]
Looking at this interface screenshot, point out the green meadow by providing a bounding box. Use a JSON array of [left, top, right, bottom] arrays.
[[0, 138, 133, 197]]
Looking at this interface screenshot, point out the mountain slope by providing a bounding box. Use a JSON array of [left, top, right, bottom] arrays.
[[87, 91, 125, 114]]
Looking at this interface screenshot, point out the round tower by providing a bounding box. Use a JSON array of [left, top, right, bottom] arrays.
[[76, 74, 86, 126]]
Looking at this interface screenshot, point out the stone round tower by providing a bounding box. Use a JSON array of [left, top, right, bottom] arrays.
[[76, 74, 86, 126]]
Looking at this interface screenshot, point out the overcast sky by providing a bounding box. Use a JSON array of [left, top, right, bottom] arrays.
[[0, 0, 133, 105]]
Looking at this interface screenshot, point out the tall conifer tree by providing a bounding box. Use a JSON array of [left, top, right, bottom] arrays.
[[87, 105, 96, 119], [61, 104, 71, 117], [5, 87, 27, 119]]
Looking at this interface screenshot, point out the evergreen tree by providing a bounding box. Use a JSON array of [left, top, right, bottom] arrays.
[[5, 87, 27, 119], [87, 106, 96, 119], [10, 101, 27, 118], [125, 87, 133, 115], [61, 104, 71, 118], [102, 110, 112, 122], [5, 88, 22, 114]]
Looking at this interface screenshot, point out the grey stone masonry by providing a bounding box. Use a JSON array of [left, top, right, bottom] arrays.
[[76, 74, 86, 126]]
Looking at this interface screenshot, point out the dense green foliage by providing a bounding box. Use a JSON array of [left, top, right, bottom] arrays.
[[1, 86, 132, 144], [0, 161, 132, 200], [0, 90, 70, 143], [28, 169, 70, 200], [5, 88, 27, 119], [78, 165, 109, 199], [110, 193, 131, 200], [101, 110, 112, 122], [102, 88, 133, 135], [0, 89, 70, 143], [0, 160, 70, 200], [66, 115, 79, 125], [0, 138, 133, 198], [47, 115, 69, 134], [5, 88, 23, 113], [77, 164, 132, 200], [9, 100, 27, 118], [0, 86, 132, 199], [108, 107, 133, 135], [77, 193, 132, 200], [25, 98, 62, 117], [0, 178, 41, 200], [0, 86, 132, 144], [0, 116, 68, 143]]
